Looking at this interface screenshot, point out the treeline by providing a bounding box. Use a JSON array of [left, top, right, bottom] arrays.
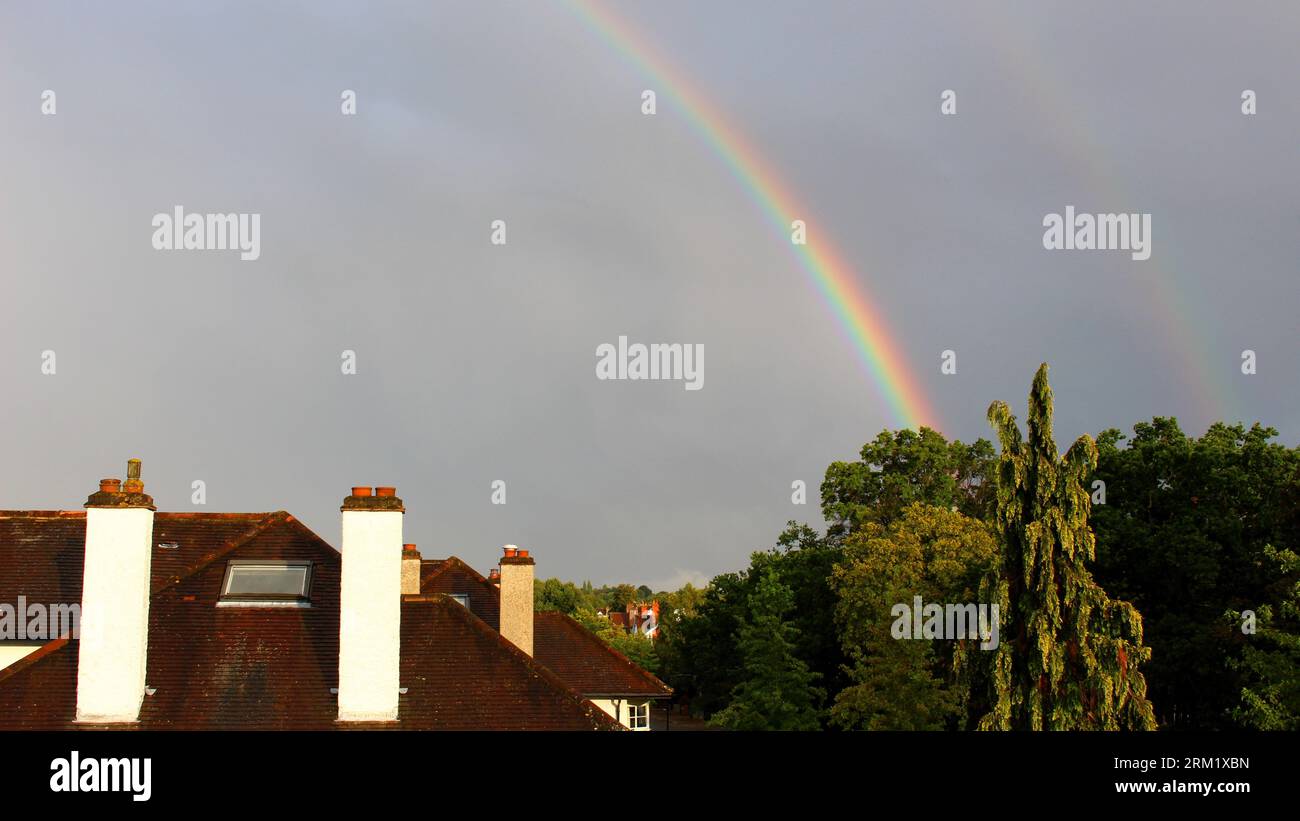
[[646, 365, 1298, 730], [532, 577, 704, 677]]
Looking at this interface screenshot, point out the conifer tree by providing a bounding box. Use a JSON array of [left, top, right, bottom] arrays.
[[709, 569, 824, 730], [958, 364, 1157, 730]]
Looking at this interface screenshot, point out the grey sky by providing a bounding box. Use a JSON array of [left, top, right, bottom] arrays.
[[2, 1, 1296, 590]]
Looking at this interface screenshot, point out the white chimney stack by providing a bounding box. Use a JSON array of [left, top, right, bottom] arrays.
[[498, 544, 535, 656], [338, 486, 403, 722], [76, 459, 155, 723]]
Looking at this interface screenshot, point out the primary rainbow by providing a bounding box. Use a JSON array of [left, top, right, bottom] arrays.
[[566, 0, 939, 431]]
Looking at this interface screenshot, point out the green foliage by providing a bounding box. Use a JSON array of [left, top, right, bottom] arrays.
[[662, 523, 846, 720], [606, 583, 640, 611], [1090, 418, 1300, 729], [831, 638, 955, 731], [537, 371, 1299, 732], [571, 606, 662, 676], [535, 578, 585, 614], [708, 569, 825, 730], [831, 503, 998, 729], [821, 427, 996, 535], [606, 629, 661, 676], [1225, 545, 1300, 729], [958, 364, 1157, 730], [534, 577, 667, 616]]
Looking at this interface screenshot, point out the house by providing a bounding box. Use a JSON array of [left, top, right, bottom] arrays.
[[421, 555, 671, 729], [603, 601, 661, 638], [0, 460, 667, 730]]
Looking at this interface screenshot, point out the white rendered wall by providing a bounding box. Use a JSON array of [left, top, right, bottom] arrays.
[[0, 643, 42, 671], [591, 698, 652, 730], [338, 509, 402, 722], [76, 507, 154, 723]]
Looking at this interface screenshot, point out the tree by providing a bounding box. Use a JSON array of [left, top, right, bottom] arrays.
[[605, 583, 640, 611], [663, 523, 847, 720], [821, 427, 996, 536], [662, 570, 748, 716], [1090, 419, 1300, 728], [535, 578, 581, 614], [958, 364, 1157, 730], [831, 503, 998, 729], [571, 607, 662, 676], [1226, 544, 1300, 730], [709, 569, 824, 730]]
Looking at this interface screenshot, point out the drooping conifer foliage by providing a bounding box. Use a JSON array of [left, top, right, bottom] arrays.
[[961, 364, 1157, 730]]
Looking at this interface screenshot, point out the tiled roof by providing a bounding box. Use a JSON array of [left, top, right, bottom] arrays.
[[534, 612, 671, 698], [0, 510, 283, 605], [420, 557, 500, 630], [398, 597, 619, 730], [0, 511, 618, 730], [420, 555, 670, 699]]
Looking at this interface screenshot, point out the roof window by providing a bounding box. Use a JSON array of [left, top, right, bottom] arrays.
[[218, 560, 312, 607]]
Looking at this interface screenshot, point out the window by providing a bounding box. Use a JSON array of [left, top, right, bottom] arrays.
[[219, 560, 312, 606], [449, 593, 470, 608], [628, 701, 650, 730]]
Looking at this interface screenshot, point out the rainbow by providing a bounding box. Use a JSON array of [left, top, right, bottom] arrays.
[[566, 0, 939, 431]]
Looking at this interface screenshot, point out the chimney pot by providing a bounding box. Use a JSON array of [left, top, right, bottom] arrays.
[[99, 479, 121, 493], [121, 459, 145, 494], [503, 544, 518, 558], [517, 549, 530, 558], [351, 486, 372, 497], [376, 486, 397, 498]]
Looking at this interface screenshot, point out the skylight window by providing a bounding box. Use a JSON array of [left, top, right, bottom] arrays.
[[218, 560, 312, 606]]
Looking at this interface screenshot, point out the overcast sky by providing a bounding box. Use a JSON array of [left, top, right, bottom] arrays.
[[2, 1, 1296, 589]]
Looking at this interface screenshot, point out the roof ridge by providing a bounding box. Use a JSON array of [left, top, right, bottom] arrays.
[[155, 511, 270, 520], [420, 555, 490, 586], [442, 555, 491, 584], [151, 510, 298, 594], [417, 595, 623, 730], [539, 610, 672, 694]]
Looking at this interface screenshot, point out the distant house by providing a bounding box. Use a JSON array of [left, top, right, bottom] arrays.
[[602, 601, 661, 639], [0, 460, 667, 730]]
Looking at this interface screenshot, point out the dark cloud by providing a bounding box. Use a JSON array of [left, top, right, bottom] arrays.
[[2, 1, 1295, 588]]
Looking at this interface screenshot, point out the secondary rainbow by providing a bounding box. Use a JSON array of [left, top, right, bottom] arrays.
[[566, 0, 939, 431]]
